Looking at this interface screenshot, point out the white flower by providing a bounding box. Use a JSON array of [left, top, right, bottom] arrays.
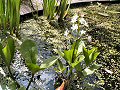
[[80, 30, 86, 35], [64, 29, 69, 37], [71, 24, 78, 31], [80, 18, 88, 27], [0, 67, 6, 77], [105, 68, 113, 74], [71, 14, 79, 23], [88, 36, 92, 42]]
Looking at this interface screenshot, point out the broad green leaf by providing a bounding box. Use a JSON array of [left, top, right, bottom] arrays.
[[57, 59, 66, 73], [72, 39, 80, 50], [54, 49, 64, 57], [71, 55, 84, 68], [2, 38, 15, 66], [20, 40, 38, 64], [82, 63, 101, 76], [82, 68, 94, 76], [75, 63, 82, 72], [89, 48, 100, 63], [40, 56, 58, 69], [27, 63, 41, 74], [89, 63, 101, 70], [64, 49, 74, 64], [93, 52, 100, 61], [83, 47, 100, 66], [77, 41, 85, 54], [88, 47, 96, 56], [83, 48, 90, 66]]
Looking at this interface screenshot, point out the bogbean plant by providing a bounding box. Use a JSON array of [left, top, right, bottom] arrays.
[[43, 0, 71, 21], [54, 14, 101, 89], [0, 37, 58, 90], [0, 0, 20, 37]]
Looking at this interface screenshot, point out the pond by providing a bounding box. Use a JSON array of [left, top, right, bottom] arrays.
[[0, 1, 120, 90]]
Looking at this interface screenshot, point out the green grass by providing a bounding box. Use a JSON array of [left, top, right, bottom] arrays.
[[0, 0, 20, 37]]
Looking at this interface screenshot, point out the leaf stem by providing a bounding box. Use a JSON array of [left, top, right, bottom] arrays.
[[7, 66, 20, 88], [26, 73, 34, 90]]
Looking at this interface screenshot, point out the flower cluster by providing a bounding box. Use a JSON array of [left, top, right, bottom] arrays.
[[64, 13, 91, 42], [70, 14, 88, 37]]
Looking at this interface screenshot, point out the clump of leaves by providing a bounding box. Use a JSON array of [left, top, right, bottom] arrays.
[[0, 37, 20, 88], [43, 0, 57, 20], [54, 39, 101, 89], [58, 0, 71, 22], [20, 40, 58, 90], [0, 0, 20, 37]]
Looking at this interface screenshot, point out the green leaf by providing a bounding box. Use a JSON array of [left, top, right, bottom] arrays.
[[83, 47, 100, 66], [2, 38, 15, 66], [40, 56, 58, 69], [20, 40, 38, 64], [89, 63, 101, 70], [54, 49, 64, 57], [64, 49, 74, 64], [57, 59, 66, 73], [82, 68, 94, 76], [89, 48, 100, 62], [72, 40, 85, 54], [71, 55, 84, 68], [83, 48, 89, 66], [77, 41, 85, 54], [82, 63, 101, 76], [27, 63, 41, 74]]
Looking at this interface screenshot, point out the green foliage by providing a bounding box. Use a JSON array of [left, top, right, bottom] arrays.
[[20, 39, 58, 89], [0, 0, 20, 36], [83, 47, 100, 66], [43, 0, 57, 20], [20, 40, 58, 74], [20, 40, 38, 64], [54, 39, 101, 79], [82, 63, 101, 76], [40, 56, 58, 69], [58, 0, 71, 21], [42, 0, 71, 21], [1, 38, 15, 66]]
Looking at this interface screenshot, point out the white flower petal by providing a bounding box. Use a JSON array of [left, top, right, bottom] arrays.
[[0, 67, 6, 77], [88, 36, 92, 42], [71, 14, 79, 23], [80, 30, 86, 35], [105, 68, 113, 74], [80, 18, 88, 27], [64, 29, 69, 37], [71, 24, 78, 31]]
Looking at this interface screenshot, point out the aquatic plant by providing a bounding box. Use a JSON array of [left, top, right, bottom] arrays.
[[54, 39, 101, 89], [0, 37, 20, 88], [58, 0, 71, 22], [0, 38, 58, 90], [0, 0, 20, 37], [20, 39, 58, 90], [43, 0, 57, 20]]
